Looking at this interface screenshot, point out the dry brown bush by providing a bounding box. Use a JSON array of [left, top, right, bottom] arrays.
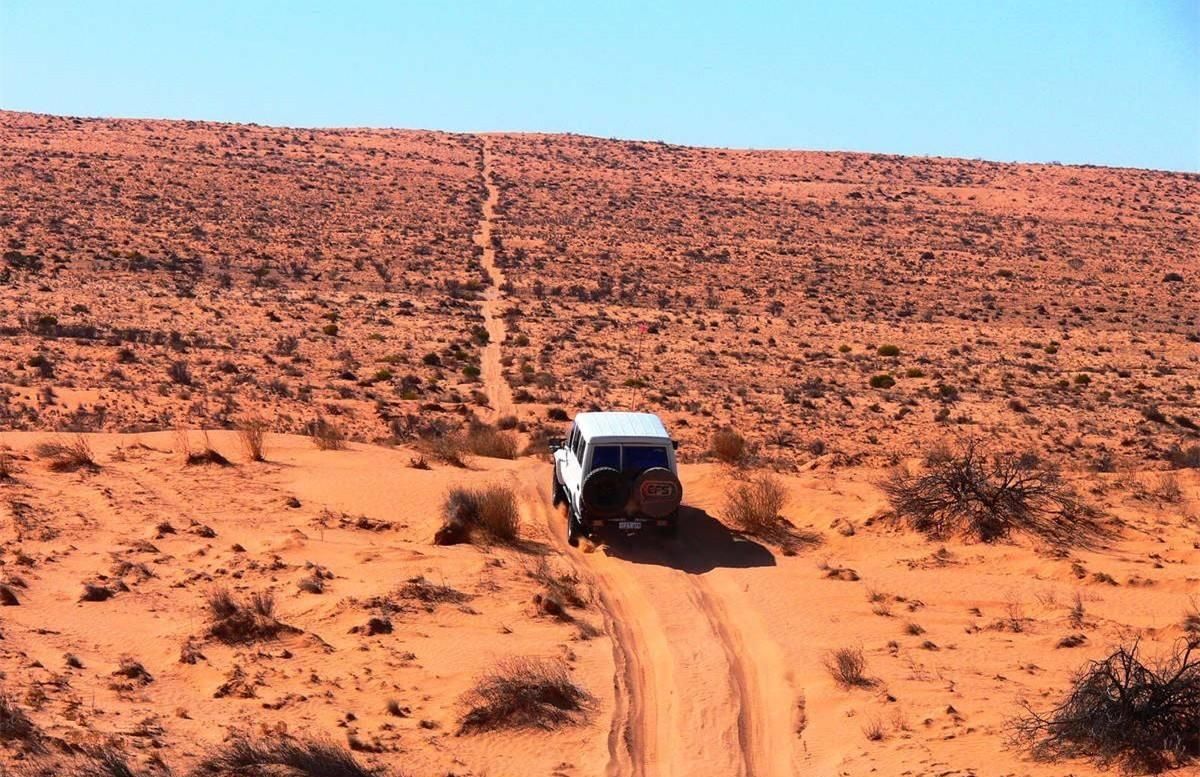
[[438, 484, 520, 543], [34, 435, 98, 473], [882, 440, 1101, 545], [0, 692, 38, 745], [1015, 640, 1200, 773], [193, 734, 379, 777], [310, 417, 346, 451], [723, 474, 788, 535], [465, 424, 519, 459], [11, 746, 157, 777], [459, 657, 593, 732], [710, 427, 748, 465], [238, 418, 268, 462], [205, 587, 296, 644], [825, 646, 873, 688]]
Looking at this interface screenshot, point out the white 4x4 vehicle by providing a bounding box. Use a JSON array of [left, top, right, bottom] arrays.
[[551, 412, 683, 546]]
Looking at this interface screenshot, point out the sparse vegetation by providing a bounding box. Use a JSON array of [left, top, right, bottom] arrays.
[[194, 734, 379, 777], [459, 657, 593, 732], [238, 417, 268, 461], [35, 435, 98, 472], [883, 440, 1100, 545], [711, 427, 747, 465], [205, 587, 296, 644], [464, 422, 519, 459], [436, 484, 520, 544], [310, 417, 346, 451], [825, 646, 873, 688], [1016, 640, 1200, 773], [0, 692, 37, 744], [723, 473, 788, 535]]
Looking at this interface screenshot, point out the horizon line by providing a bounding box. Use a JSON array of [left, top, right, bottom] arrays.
[[4, 106, 1196, 176]]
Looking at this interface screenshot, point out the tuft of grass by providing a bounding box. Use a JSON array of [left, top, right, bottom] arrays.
[[181, 432, 231, 467], [825, 646, 874, 688], [0, 692, 38, 744], [193, 735, 379, 777], [464, 423, 519, 459], [238, 417, 268, 462], [437, 484, 520, 544], [310, 417, 346, 451], [1167, 444, 1200, 470], [16, 746, 156, 776], [723, 474, 788, 536], [459, 657, 593, 732], [35, 435, 98, 473], [710, 427, 747, 465], [205, 587, 296, 644]]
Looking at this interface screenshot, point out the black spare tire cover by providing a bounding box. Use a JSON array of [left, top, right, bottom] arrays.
[[633, 467, 683, 518], [581, 467, 631, 517]]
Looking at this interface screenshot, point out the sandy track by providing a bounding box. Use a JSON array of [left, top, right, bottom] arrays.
[[473, 136, 515, 419], [521, 473, 797, 777]]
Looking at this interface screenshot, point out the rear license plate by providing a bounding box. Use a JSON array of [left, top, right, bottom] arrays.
[[617, 521, 642, 531]]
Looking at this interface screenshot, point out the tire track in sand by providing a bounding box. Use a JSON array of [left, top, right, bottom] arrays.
[[524, 472, 796, 777], [523, 475, 666, 777], [472, 136, 514, 419]]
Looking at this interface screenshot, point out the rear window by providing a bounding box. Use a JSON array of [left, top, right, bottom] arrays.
[[591, 445, 621, 470], [623, 446, 669, 473], [587, 445, 670, 473]]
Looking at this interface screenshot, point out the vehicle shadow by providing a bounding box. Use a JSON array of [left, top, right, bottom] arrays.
[[601, 506, 776, 573]]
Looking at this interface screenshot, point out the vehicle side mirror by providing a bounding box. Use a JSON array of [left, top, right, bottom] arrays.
[[549, 437, 565, 451], [671, 440, 679, 450]]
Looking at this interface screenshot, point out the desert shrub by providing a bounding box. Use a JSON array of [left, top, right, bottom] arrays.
[[1167, 444, 1200, 470], [1142, 405, 1168, 424], [193, 735, 378, 777], [723, 474, 788, 535], [438, 484, 520, 543], [35, 435, 98, 472], [882, 440, 1100, 545], [1015, 641, 1200, 773], [464, 424, 518, 459], [310, 417, 345, 451], [547, 407, 569, 422], [419, 429, 468, 467], [877, 344, 901, 357], [0, 692, 37, 743], [496, 415, 519, 430], [459, 657, 593, 732], [825, 646, 873, 688], [14, 747, 156, 777], [238, 418, 268, 462], [205, 587, 294, 644], [528, 559, 588, 609], [0, 453, 18, 481], [167, 360, 192, 385], [869, 373, 895, 389], [710, 427, 747, 464]]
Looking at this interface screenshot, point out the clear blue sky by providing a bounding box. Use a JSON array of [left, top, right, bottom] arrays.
[[2, 1, 1197, 171]]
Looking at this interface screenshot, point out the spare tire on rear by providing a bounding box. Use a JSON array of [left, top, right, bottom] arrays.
[[581, 467, 631, 517], [633, 467, 683, 518]]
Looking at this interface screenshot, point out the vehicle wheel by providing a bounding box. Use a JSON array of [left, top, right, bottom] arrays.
[[551, 469, 565, 507], [581, 467, 632, 517]]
